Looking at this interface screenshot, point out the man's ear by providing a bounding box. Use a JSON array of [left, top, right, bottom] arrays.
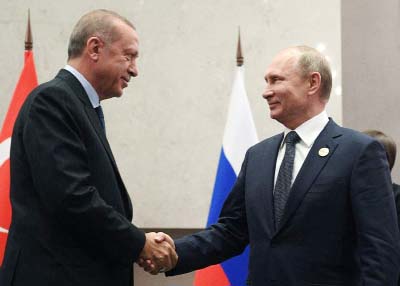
[[86, 36, 103, 62], [308, 72, 321, 96]]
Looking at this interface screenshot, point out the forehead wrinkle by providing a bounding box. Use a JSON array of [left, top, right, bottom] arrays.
[[266, 49, 301, 81]]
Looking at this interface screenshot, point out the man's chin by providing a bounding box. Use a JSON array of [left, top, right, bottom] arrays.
[[112, 89, 124, 98], [269, 111, 278, 120]]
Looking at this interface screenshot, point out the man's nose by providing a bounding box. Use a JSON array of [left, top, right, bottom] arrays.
[[128, 62, 138, 77], [263, 87, 273, 99]]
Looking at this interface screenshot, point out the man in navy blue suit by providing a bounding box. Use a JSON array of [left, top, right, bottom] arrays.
[[145, 46, 400, 285]]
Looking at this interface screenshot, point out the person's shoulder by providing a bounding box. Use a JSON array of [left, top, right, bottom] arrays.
[[248, 133, 283, 154], [24, 73, 82, 118], [29, 71, 70, 98], [331, 124, 388, 161], [333, 124, 375, 146]]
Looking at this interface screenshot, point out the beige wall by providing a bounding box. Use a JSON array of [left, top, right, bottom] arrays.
[[342, 0, 400, 182], [0, 1, 341, 285]]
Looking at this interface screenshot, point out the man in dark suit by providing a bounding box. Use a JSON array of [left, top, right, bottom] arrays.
[[0, 9, 177, 286], [147, 46, 400, 285]]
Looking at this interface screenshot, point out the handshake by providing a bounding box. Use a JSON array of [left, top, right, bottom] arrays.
[[136, 232, 178, 275]]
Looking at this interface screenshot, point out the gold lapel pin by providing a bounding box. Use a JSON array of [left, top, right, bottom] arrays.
[[318, 147, 329, 157]]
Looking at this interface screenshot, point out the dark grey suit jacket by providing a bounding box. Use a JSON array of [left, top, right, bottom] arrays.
[[0, 69, 145, 286], [168, 120, 400, 286]]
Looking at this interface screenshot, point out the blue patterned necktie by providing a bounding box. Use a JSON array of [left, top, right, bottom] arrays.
[[95, 105, 106, 134], [274, 131, 300, 229]]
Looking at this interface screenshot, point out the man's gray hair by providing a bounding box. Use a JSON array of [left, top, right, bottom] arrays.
[[294, 46, 332, 100], [67, 9, 135, 60]]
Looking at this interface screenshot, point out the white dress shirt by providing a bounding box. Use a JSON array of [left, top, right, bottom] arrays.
[[274, 110, 329, 187]]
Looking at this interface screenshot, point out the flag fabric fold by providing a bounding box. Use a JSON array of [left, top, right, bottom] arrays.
[[0, 50, 38, 265], [194, 66, 258, 286]]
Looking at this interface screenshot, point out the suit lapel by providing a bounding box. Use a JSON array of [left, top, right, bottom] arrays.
[[84, 106, 118, 165], [84, 106, 132, 219], [55, 69, 131, 219], [56, 69, 120, 170], [259, 133, 283, 233], [275, 120, 342, 233]]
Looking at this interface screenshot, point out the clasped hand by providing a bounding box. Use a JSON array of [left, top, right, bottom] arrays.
[[136, 232, 178, 275]]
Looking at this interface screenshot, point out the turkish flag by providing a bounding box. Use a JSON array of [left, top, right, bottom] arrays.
[[0, 50, 37, 265]]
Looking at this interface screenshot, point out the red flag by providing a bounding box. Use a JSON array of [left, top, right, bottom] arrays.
[[0, 50, 38, 265]]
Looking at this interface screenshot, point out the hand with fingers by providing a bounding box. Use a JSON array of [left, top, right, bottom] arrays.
[[136, 232, 178, 275]]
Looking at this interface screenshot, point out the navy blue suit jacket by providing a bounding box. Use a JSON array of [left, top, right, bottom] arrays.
[[0, 70, 145, 286], [168, 119, 400, 285]]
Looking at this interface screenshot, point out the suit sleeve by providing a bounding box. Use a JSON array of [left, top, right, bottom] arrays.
[[23, 88, 145, 263], [350, 140, 400, 285], [167, 150, 250, 276]]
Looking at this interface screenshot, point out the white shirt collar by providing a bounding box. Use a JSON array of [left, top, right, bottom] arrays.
[[281, 110, 329, 148], [64, 65, 100, 108]]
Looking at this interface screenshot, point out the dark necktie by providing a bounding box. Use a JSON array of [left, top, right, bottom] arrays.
[[95, 105, 106, 133], [273, 131, 300, 229]]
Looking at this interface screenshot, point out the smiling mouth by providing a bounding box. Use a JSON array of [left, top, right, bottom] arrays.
[[268, 102, 279, 108], [122, 77, 130, 87]]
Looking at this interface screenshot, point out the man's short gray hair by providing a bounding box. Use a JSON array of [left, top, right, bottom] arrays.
[[67, 9, 135, 60], [294, 45, 332, 100]]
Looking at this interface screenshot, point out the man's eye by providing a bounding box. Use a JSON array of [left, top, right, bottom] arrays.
[[124, 55, 133, 62]]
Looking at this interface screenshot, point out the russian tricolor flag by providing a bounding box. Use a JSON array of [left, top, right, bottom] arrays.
[[194, 65, 258, 285]]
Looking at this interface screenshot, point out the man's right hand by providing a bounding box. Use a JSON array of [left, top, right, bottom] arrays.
[[137, 232, 178, 275]]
